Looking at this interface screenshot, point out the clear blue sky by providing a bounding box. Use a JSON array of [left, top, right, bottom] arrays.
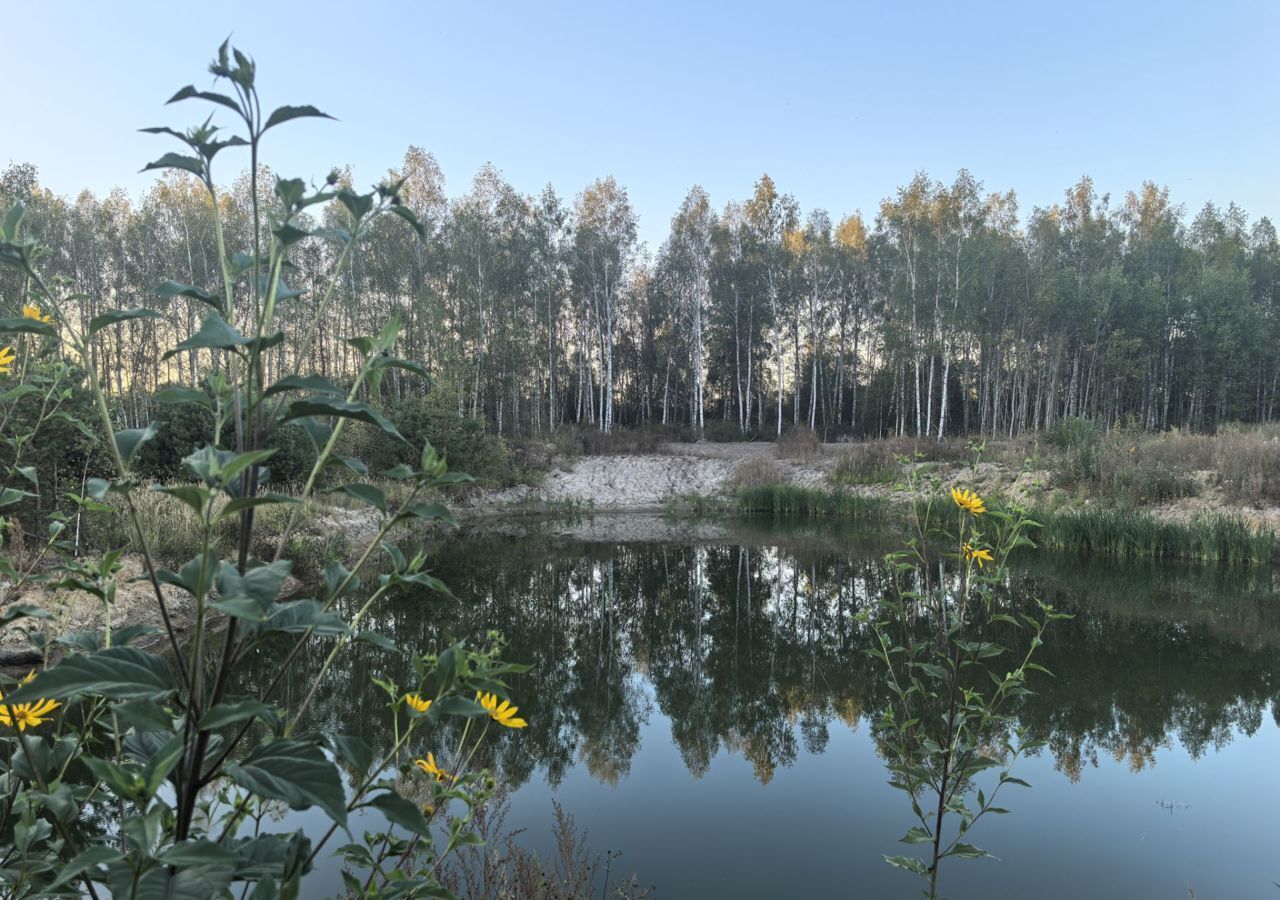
[[8, 0, 1279, 248]]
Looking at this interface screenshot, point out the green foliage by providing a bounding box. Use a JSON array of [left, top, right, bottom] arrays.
[[136, 387, 316, 486], [342, 395, 521, 487], [736, 483, 888, 519], [1031, 505, 1274, 564], [0, 44, 526, 900], [867, 463, 1066, 897]]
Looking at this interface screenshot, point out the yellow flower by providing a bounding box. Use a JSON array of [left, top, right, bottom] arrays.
[[477, 691, 527, 729], [0, 681, 60, 731], [950, 487, 986, 516], [414, 752, 449, 782], [21, 304, 51, 324], [403, 692, 431, 714], [963, 543, 994, 568], [0, 347, 15, 375]]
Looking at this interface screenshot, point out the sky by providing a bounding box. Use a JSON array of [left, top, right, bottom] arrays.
[[6, 0, 1279, 249]]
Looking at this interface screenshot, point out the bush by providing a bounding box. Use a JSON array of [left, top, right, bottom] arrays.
[[700, 419, 758, 442], [342, 396, 519, 487], [135, 388, 316, 485], [728, 456, 785, 490], [1214, 427, 1280, 505], [829, 443, 901, 485], [776, 425, 822, 460]]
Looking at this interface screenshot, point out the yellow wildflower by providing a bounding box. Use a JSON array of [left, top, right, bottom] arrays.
[[950, 487, 986, 516], [477, 691, 527, 729], [963, 543, 994, 568], [0, 347, 14, 375], [0, 677, 60, 731], [414, 752, 449, 782], [21, 304, 51, 324], [403, 693, 431, 714]]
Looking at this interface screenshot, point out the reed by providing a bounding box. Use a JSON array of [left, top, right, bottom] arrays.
[[1029, 505, 1274, 565], [735, 484, 888, 519]]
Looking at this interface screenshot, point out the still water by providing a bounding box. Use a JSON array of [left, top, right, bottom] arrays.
[[246, 516, 1280, 898]]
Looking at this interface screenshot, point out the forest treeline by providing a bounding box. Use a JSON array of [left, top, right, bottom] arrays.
[[2, 155, 1277, 439]]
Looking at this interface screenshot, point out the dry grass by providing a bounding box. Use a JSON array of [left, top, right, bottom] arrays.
[[441, 796, 654, 900], [829, 443, 901, 485], [775, 425, 823, 460], [1047, 424, 1280, 507], [729, 456, 786, 490], [83, 487, 340, 575], [1213, 426, 1280, 505]]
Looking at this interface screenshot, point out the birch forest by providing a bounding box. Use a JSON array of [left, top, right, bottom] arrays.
[[4, 155, 1278, 439]]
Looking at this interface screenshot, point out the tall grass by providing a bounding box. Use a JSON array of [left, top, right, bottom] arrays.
[[734, 483, 1274, 565], [1030, 505, 1274, 564], [736, 484, 888, 519]]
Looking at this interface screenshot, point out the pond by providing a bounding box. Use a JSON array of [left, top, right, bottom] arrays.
[[241, 515, 1280, 898]]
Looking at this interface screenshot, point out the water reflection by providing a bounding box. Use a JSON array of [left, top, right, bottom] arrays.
[[245, 524, 1280, 794]]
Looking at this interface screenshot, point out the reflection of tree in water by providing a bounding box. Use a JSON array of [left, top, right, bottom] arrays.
[[235, 533, 1280, 790]]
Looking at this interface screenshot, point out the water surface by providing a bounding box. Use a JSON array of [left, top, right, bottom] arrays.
[[246, 517, 1280, 898]]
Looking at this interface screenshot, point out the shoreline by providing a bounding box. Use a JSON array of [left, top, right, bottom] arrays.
[[5, 441, 1279, 666]]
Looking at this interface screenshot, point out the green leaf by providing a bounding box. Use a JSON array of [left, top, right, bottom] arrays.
[[374, 355, 430, 379], [5, 646, 177, 703], [328, 734, 373, 775], [338, 482, 386, 512], [114, 699, 175, 732], [153, 385, 214, 408], [0, 316, 56, 337], [272, 222, 311, 248], [218, 493, 300, 520], [249, 599, 348, 637], [337, 188, 373, 222], [353, 630, 399, 653], [368, 791, 432, 838], [142, 152, 206, 179], [48, 846, 123, 891], [156, 280, 222, 313], [262, 104, 333, 132], [211, 560, 293, 621], [2, 201, 25, 239], [944, 842, 993, 860], [201, 697, 277, 731], [162, 313, 250, 361], [397, 502, 458, 528], [0, 486, 35, 507], [160, 840, 240, 868], [884, 855, 929, 877], [155, 483, 211, 517], [0, 602, 52, 629], [433, 696, 487, 718], [116, 860, 236, 900], [388, 204, 426, 239], [226, 739, 348, 827], [88, 308, 162, 338], [264, 374, 342, 398], [282, 398, 404, 440], [167, 84, 243, 113], [115, 422, 157, 465]]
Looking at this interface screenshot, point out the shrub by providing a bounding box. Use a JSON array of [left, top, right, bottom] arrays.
[[829, 443, 901, 485], [776, 425, 823, 460], [1214, 427, 1280, 504], [0, 48, 523, 900], [342, 396, 519, 486], [729, 456, 785, 490], [701, 419, 758, 442], [135, 388, 316, 485]]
